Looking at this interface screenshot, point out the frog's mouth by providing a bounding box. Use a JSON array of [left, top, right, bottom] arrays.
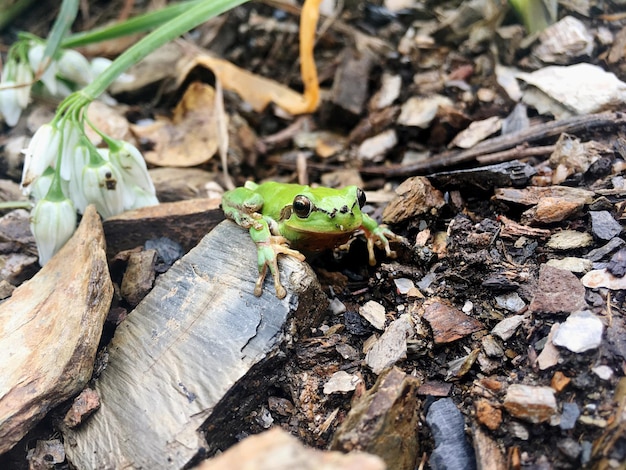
[[286, 229, 356, 252]]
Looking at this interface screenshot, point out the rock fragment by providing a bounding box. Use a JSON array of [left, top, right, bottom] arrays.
[[589, 211, 622, 241], [359, 300, 387, 330], [492, 315, 525, 341], [503, 384, 558, 424], [426, 398, 476, 470], [530, 265, 587, 314], [582, 268, 626, 290], [546, 230, 593, 250], [365, 315, 413, 374], [552, 310, 604, 353]]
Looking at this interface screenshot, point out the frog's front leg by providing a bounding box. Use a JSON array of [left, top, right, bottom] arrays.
[[360, 214, 407, 266], [250, 219, 306, 299]]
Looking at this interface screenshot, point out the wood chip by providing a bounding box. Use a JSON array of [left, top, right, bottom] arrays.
[[0, 206, 112, 453]]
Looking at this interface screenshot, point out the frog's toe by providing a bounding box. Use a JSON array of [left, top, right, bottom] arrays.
[[274, 282, 287, 299], [254, 265, 268, 296]]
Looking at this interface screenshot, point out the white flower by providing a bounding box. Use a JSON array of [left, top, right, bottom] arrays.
[[126, 185, 159, 210], [90, 57, 134, 85], [67, 144, 89, 213], [30, 196, 77, 266], [29, 168, 56, 201], [57, 49, 92, 86], [0, 81, 22, 126], [21, 123, 60, 190], [109, 141, 156, 195], [15, 62, 33, 108], [81, 160, 125, 218], [28, 43, 59, 95], [59, 119, 81, 181]]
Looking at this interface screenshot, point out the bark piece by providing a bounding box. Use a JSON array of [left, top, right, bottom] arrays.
[[331, 367, 420, 470], [63, 388, 101, 428], [64, 220, 328, 469], [102, 198, 223, 257], [195, 427, 385, 470], [0, 206, 112, 453], [120, 249, 157, 307], [421, 298, 484, 344], [382, 177, 446, 224], [473, 426, 506, 470], [331, 48, 374, 116]]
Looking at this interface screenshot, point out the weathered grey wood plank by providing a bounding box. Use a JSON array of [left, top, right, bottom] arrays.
[[64, 220, 328, 469]]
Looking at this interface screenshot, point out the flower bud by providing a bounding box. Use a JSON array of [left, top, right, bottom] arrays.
[[81, 160, 125, 219], [109, 141, 156, 196], [15, 62, 33, 108], [30, 196, 77, 266], [0, 81, 21, 126], [28, 43, 59, 95], [21, 123, 60, 189], [57, 49, 92, 86]]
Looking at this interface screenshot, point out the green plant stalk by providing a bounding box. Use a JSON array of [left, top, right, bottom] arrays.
[[76, 0, 248, 103], [62, 0, 204, 48], [44, 0, 79, 60]]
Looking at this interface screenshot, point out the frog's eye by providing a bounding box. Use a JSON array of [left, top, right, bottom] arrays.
[[357, 188, 366, 209], [293, 195, 312, 218]]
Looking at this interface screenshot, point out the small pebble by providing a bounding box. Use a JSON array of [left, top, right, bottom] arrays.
[[589, 211, 622, 241], [329, 297, 347, 315], [495, 293, 526, 313], [323, 371, 361, 394], [559, 402, 580, 431], [359, 300, 386, 330], [393, 277, 415, 295], [503, 384, 558, 423], [546, 230, 593, 250], [552, 311, 604, 353], [462, 300, 473, 314], [492, 315, 525, 341], [591, 365, 614, 380]]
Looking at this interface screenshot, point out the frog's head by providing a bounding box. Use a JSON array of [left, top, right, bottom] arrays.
[[279, 185, 366, 250]]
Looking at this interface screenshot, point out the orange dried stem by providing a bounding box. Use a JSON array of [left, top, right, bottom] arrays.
[[299, 0, 321, 113]]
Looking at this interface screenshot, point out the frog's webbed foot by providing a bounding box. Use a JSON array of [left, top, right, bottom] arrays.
[[254, 236, 306, 299], [363, 225, 408, 266]]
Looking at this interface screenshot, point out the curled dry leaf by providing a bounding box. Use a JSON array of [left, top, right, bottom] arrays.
[[130, 82, 218, 167]]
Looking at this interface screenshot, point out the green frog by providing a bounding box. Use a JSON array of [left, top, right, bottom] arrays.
[[222, 181, 404, 298]]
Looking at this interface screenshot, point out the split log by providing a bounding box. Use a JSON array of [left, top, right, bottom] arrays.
[[64, 220, 328, 469]]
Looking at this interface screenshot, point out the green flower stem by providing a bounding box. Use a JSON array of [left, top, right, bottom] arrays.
[[45, 162, 67, 202], [79, 0, 248, 101], [62, 0, 204, 48], [0, 201, 32, 210]]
